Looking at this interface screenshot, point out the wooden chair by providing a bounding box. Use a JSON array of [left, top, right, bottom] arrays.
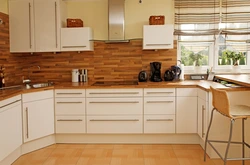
[[204, 86, 250, 165]]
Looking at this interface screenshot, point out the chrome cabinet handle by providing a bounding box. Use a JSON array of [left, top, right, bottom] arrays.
[[202, 105, 205, 138], [55, 1, 58, 48], [90, 119, 139, 122], [89, 101, 139, 103], [0, 99, 21, 108], [62, 46, 87, 48], [146, 44, 171, 46], [57, 119, 83, 122], [28, 3, 32, 49], [26, 107, 29, 139], [89, 92, 139, 95], [146, 101, 173, 103], [56, 102, 83, 104], [146, 92, 173, 94], [146, 119, 173, 121], [56, 93, 83, 95]]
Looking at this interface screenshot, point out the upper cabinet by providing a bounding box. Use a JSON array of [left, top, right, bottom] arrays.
[[9, 0, 66, 53], [143, 25, 174, 50], [61, 27, 93, 51]]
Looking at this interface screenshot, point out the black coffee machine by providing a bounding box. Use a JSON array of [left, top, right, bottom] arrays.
[[150, 62, 162, 82]]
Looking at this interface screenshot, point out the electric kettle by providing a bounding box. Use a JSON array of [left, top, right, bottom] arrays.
[[171, 65, 182, 81]]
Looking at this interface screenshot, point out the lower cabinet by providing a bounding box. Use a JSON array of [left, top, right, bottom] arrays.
[[86, 88, 143, 134], [0, 95, 22, 162], [54, 89, 86, 134], [176, 88, 198, 133], [22, 90, 54, 143], [144, 115, 175, 133]]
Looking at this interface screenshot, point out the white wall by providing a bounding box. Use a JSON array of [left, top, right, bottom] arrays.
[[66, 0, 174, 40], [0, 0, 8, 14]]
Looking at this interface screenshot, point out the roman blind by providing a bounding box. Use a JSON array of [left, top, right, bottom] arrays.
[[220, 0, 250, 50], [174, 0, 220, 42]]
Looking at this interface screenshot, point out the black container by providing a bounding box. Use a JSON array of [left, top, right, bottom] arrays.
[[138, 71, 148, 82]]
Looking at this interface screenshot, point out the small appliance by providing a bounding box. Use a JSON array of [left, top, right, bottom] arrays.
[[164, 70, 174, 81], [138, 71, 148, 82], [171, 65, 182, 81], [72, 69, 79, 82], [150, 62, 162, 82]]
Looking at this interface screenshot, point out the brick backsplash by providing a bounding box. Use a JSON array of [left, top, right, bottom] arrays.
[[0, 12, 177, 86]]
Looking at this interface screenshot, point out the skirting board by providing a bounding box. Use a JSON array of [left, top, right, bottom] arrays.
[[55, 134, 200, 144]]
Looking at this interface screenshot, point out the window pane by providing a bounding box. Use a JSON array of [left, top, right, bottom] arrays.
[[180, 44, 209, 66]]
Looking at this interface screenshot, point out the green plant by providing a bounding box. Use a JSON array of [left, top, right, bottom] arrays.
[[189, 52, 204, 66], [222, 50, 245, 66]]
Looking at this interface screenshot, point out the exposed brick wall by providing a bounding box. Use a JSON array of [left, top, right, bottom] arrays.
[[0, 12, 177, 86]]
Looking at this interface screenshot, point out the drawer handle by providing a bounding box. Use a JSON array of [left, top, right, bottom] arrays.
[[89, 101, 139, 104], [146, 44, 171, 46], [146, 101, 173, 103], [146, 119, 174, 121], [62, 46, 87, 48], [90, 119, 139, 122], [89, 92, 139, 95], [57, 102, 83, 104], [146, 92, 173, 94], [57, 93, 83, 95], [57, 119, 83, 121]]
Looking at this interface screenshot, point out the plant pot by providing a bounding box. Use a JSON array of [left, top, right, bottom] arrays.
[[232, 65, 241, 73], [194, 66, 202, 73]]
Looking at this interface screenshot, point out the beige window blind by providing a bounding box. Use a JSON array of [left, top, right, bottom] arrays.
[[174, 0, 220, 41]]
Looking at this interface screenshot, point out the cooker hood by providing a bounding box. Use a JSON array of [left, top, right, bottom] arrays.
[[106, 0, 129, 43]]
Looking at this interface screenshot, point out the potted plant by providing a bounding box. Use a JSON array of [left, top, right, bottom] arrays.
[[189, 52, 203, 72], [222, 49, 245, 72]]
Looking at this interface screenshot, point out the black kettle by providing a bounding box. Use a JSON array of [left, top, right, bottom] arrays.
[[138, 71, 148, 82], [171, 65, 182, 80], [164, 70, 174, 81]]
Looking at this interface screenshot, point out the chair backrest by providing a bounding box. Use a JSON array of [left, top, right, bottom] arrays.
[[210, 86, 231, 118]]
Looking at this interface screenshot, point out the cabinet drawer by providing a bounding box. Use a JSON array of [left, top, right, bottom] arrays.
[[86, 98, 143, 115], [86, 89, 143, 97], [55, 98, 85, 115], [87, 115, 143, 134], [198, 88, 208, 101], [144, 115, 175, 133], [55, 89, 85, 98], [144, 88, 175, 97], [23, 90, 53, 102], [144, 97, 175, 114], [176, 88, 197, 96], [56, 116, 86, 134]]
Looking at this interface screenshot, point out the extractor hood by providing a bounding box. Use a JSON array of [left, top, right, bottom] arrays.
[[106, 0, 129, 43]]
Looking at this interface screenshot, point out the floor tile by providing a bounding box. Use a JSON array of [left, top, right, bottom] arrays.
[[81, 149, 113, 158], [114, 144, 143, 149], [112, 149, 144, 158], [110, 158, 144, 165], [43, 157, 80, 165], [49, 148, 83, 158], [143, 144, 172, 150], [76, 157, 111, 165], [144, 158, 180, 165], [143, 149, 176, 159], [84, 144, 114, 149]]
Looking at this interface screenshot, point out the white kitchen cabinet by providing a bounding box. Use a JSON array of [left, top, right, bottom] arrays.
[[176, 88, 198, 133], [9, 0, 66, 53], [143, 88, 176, 133], [143, 25, 174, 50], [0, 95, 22, 162], [61, 27, 93, 51], [22, 90, 54, 143], [55, 89, 86, 134], [86, 88, 143, 134]]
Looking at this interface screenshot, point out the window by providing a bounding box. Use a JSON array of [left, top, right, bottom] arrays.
[[175, 0, 250, 72]]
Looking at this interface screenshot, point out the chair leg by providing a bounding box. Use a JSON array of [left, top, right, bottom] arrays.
[[224, 119, 235, 165], [242, 118, 246, 165], [204, 108, 216, 161]]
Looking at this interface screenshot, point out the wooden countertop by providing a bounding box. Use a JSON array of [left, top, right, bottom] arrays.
[[215, 74, 250, 87], [1, 79, 250, 101]]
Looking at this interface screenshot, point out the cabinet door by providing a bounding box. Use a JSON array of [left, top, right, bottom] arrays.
[[0, 101, 22, 161], [61, 27, 93, 51], [176, 97, 197, 133], [143, 25, 174, 49], [198, 98, 207, 141], [34, 0, 60, 52], [23, 98, 54, 143], [9, 0, 35, 52]]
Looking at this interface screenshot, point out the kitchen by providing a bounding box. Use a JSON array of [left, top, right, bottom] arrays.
[[1, 0, 250, 165]]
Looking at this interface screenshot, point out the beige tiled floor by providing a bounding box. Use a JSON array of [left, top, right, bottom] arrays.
[[12, 144, 250, 165]]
